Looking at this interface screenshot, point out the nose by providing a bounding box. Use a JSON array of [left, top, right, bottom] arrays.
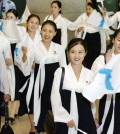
[[75, 52, 79, 57]]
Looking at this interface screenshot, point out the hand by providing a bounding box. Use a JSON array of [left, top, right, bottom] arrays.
[[32, 63, 35, 70], [102, 7, 107, 15], [77, 27, 84, 33], [5, 58, 12, 66], [106, 40, 110, 46], [105, 49, 112, 63], [4, 94, 11, 102], [67, 120, 76, 130], [22, 46, 27, 54]]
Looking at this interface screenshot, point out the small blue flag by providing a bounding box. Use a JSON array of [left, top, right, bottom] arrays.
[[0, 20, 3, 31], [15, 48, 19, 57], [99, 68, 113, 90], [99, 19, 104, 28]]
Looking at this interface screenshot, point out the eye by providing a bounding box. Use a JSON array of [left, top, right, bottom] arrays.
[[71, 51, 75, 53]]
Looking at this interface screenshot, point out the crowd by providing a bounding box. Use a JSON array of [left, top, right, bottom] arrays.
[[0, 0, 120, 134]]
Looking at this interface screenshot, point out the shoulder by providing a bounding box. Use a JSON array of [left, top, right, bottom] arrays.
[[116, 11, 120, 16], [83, 66, 94, 77], [93, 55, 105, 65], [44, 15, 51, 21], [54, 66, 66, 76], [53, 42, 65, 51], [17, 26, 26, 32]]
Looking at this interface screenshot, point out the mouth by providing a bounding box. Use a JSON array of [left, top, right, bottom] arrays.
[[74, 59, 80, 61], [44, 36, 50, 40]]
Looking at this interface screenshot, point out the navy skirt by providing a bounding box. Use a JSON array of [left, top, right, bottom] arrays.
[[36, 62, 59, 133], [55, 90, 97, 134]]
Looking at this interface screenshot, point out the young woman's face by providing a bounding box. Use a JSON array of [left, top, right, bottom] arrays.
[[51, 3, 61, 15], [113, 32, 120, 54], [41, 24, 56, 43], [6, 12, 18, 21], [69, 44, 87, 65], [86, 5, 94, 16], [27, 17, 39, 32]]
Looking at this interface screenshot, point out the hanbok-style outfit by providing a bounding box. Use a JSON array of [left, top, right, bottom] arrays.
[[0, 50, 10, 114], [15, 40, 66, 132], [14, 30, 41, 115], [66, 10, 109, 68], [51, 64, 97, 134], [83, 54, 120, 134]]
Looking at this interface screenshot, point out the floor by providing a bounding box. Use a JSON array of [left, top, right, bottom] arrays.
[[1, 114, 31, 134]]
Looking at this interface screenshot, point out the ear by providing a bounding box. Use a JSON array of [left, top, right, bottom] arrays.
[[112, 38, 115, 44], [16, 17, 19, 21], [54, 31, 57, 37]]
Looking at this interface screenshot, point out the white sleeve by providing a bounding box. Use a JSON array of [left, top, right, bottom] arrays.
[[44, 15, 49, 22], [99, 29, 107, 54], [104, 12, 118, 27], [1, 37, 11, 60], [67, 14, 84, 31], [0, 52, 10, 94], [14, 42, 34, 76], [91, 55, 105, 76], [61, 20, 68, 49], [59, 47, 67, 67], [51, 68, 72, 123], [74, 29, 82, 38]]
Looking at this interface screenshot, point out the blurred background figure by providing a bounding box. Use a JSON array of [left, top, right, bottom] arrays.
[[0, 0, 16, 19]]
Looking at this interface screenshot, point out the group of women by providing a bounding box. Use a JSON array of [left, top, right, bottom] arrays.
[[0, 0, 120, 134]]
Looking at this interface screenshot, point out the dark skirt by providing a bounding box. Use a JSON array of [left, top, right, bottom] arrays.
[[36, 62, 59, 133], [84, 32, 101, 69], [99, 94, 120, 134], [10, 43, 30, 100], [18, 64, 40, 116], [0, 91, 4, 115], [55, 90, 97, 134]]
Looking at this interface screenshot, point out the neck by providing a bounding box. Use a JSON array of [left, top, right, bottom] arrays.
[[71, 63, 82, 72], [28, 31, 35, 40], [53, 13, 59, 20], [71, 63, 82, 80], [42, 40, 51, 50]]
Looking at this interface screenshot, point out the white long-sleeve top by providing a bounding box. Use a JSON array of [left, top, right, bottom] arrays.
[[44, 14, 68, 49], [51, 63, 94, 134], [104, 12, 120, 29], [66, 11, 99, 33], [0, 31, 11, 60], [15, 40, 66, 125], [0, 50, 10, 94], [83, 53, 120, 103]]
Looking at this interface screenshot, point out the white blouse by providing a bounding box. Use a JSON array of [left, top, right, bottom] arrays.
[[83, 54, 120, 103], [51, 63, 94, 134], [0, 50, 10, 94], [104, 12, 120, 29]]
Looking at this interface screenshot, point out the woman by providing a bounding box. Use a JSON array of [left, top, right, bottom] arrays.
[[83, 29, 120, 134], [51, 38, 97, 134], [15, 13, 41, 134], [15, 20, 66, 134], [67, 2, 102, 69], [44, 0, 68, 50]]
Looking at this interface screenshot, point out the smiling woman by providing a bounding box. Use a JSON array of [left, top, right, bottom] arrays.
[[12, 0, 26, 18]]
